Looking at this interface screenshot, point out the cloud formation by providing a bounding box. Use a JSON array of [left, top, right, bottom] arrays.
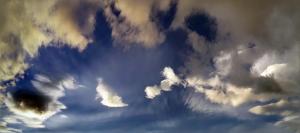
[[250, 99, 300, 133], [167, 1, 300, 131], [107, 0, 300, 131], [0, 0, 299, 132], [1, 75, 79, 131], [96, 78, 128, 108], [103, 0, 175, 47], [146, 62, 299, 131], [0, 0, 101, 85], [145, 67, 181, 99]]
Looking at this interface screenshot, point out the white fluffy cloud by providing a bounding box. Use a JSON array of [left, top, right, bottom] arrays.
[[0, 0, 101, 86], [96, 78, 128, 108], [145, 67, 181, 99]]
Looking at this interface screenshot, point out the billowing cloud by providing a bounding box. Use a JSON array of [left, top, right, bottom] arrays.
[[145, 67, 181, 99], [0, 0, 101, 86], [1, 75, 79, 131], [103, 0, 175, 47], [96, 78, 128, 107], [145, 85, 161, 99]]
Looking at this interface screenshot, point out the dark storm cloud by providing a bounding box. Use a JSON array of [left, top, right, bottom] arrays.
[[10, 89, 51, 114]]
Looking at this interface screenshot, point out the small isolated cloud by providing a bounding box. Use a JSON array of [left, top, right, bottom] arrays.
[[96, 78, 128, 108], [145, 67, 181, 99], [1, 74, 80, 131]]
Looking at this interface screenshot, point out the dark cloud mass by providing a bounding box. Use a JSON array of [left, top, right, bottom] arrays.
[[11, 89, 51, 114], [185, 12, 217, 42]]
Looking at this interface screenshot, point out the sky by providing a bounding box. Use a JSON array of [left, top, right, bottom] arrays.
[[0, 0, 300, 133]]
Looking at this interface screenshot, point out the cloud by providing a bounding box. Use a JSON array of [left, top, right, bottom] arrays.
[[145, 86, 162, 99], [146, 63, 299, 131], [250, 99, 300, 133], [133, 1, 300, 131], [145, 67, 181, 99], [0, 122, 22, 133], [0, 0, 101, 86], [1, 75, 79, 131], [96, 78, 128, 107], [145, 66, 275, 106], [184, 45, 300, 131], [103, 0, 174, 47], [276, 116, 300, 133], [185, 91, 252, 119]]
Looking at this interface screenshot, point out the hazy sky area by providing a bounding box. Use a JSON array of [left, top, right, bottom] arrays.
[[0, 0, 300, 133]]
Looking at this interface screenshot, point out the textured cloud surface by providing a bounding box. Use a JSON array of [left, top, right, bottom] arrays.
[[0, 0, 100, 84], [0, 0, 299, 132], [104, 0, 174, 47], [1, 75, 79, 131]]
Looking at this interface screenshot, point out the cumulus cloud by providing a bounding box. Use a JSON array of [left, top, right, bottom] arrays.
[[145, 86, 162, 99], [0, 0, 101, 86], [96, 78, 128, 107], [103, 0, 174, 47], [1, 74, 79, 131], [145, 67, 181, 99]]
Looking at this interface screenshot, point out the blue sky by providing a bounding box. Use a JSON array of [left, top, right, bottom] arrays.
[[0, 0, 300, 133]]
